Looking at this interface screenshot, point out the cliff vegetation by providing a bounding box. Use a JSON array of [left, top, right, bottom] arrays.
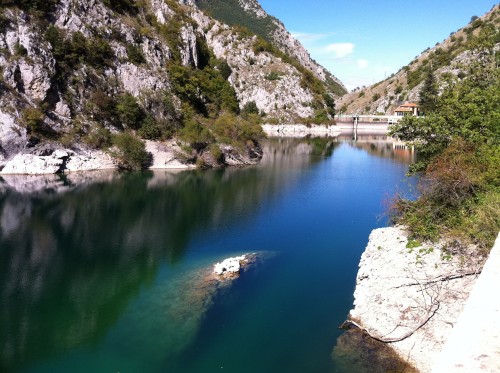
[[389, 34, 499, 251], [0, 0, 344, 171]]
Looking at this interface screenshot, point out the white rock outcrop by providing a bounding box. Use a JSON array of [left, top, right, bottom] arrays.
[[343, 226, 485, 372], [1, 148, 117, 175], [214, 255, 248, 279]]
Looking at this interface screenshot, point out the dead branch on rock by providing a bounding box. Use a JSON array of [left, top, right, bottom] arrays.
[[390, 269, 481, 289], [339, 302, 440, 344]]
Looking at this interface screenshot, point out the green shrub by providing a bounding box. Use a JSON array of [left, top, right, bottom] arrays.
[[126, 44, 145, 64], [210, 113, 264, 148], [102, 0, 139, 14], [116, 93, 144, 129], [111, 132, 151, 170], [179, 119, 214, 150], [241, 101, 259, 118], [20, 107, 44, 134], [14, 42, 28, 57], [265, 71, 281, 81], [88, 90, 118, 126], [209, 143, 224, 164], [137, 115, 161, 140], [84, 124, 112, 149]]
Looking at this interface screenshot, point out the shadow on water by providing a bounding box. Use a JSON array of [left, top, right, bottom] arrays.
[[332, 330, 419, 373], [0, 138, 339, 372]]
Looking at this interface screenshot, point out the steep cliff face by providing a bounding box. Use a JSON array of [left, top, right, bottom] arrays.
[[337, 4, 499, 115], [196, 0, 346, 97], [0, 0, 346, 172]]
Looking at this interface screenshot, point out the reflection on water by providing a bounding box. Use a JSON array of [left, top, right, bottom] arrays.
[[0, 137, 415, 372]]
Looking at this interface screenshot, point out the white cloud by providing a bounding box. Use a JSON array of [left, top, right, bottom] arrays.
[[357, 59, 369, 69], [324, 43, 355, 58]]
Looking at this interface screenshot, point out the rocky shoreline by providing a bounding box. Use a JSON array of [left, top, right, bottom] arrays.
[[336, 226, 485, 372], [0, 138, 263, 175]]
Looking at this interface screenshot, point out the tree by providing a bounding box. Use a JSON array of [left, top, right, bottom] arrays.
[[116, 93, 144, 129], [112, 132, 151, 170], [390, 53, 500, 248], [418, 71, 438, 114]]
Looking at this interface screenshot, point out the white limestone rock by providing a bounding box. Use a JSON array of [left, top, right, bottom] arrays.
[[214, 255, 248, 279], [145, 140, 194, 170], [1, 153, 66, 174], [345, 226, 485, 373], [64, 150, 116, 172]]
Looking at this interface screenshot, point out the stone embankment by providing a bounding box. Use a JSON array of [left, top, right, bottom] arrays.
[[262, 124, 342, 137], [342, 226, 487, 372]]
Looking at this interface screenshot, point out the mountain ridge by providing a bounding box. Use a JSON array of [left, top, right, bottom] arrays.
[[337, 4, 500, 115]]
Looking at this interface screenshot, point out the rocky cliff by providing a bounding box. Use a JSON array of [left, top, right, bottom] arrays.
[[334, 227, 485, 373], [0, 0, 344, 173], [337, 4, 500, 115]]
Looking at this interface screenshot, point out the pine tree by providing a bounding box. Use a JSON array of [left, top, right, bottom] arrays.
[[419, 71, 438, 114]]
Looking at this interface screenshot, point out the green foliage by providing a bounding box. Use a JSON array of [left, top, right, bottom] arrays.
[[3, 0, 59, 15], [312, 109, 329, 124], [126, 44, 145, 64], [45, 26, 115, 90], [210, 113, 264, 148], [168, 60, 239, 117], [137, 115, 164, 140], [116, 93, 145, 129], [14, 43, 28, 57], [241, 101, 259, 118], [88, 90, 119, 126], [112, 132, 151, 170], [371, 93, 380, 102], [102, 0, 139, 14], [20, 107, 44, 135], [253, 37, 274, 54], [197, 0, 278, 43], [212, 58, 232, 80], [406, 68, 422, 89], [406, 239, 421, 249], [84, 124, 112, 149], [265, 71, 282, 81], [178, 119, 214, 150], [390, 52, 500, 250], [419, 71, 438, 114], [209, 143, 224, 164]]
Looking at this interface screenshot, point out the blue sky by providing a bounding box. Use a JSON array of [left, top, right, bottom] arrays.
[[258, 0, 497, 91]]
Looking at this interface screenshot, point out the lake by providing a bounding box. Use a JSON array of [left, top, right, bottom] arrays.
[[0, 136, 415, 372]]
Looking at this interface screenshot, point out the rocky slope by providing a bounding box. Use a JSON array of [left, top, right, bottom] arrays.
[[337, 4, 500, 115], [196, 0, 346, 97], [0, 0, 344, 174]]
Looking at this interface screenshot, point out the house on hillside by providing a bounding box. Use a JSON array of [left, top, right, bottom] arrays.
[[394, 102, 419, 117]]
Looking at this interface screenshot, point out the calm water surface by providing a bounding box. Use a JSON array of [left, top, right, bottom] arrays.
[[0, 137, 415, 372]]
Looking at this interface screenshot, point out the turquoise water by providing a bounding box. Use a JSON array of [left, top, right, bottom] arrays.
[[0, 137, 415, 372]]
